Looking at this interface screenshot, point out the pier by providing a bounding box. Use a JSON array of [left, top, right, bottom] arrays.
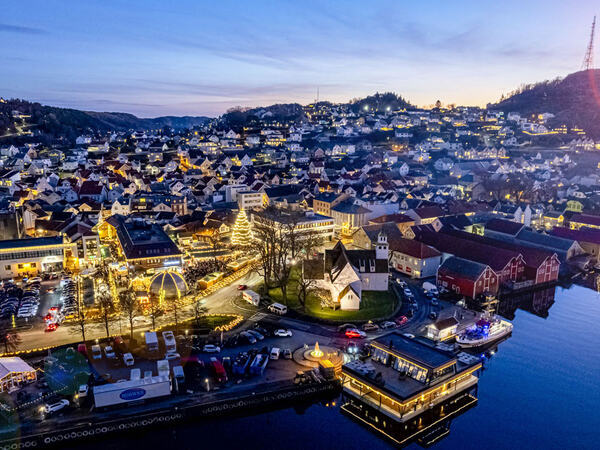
[[0, 378, 341, 449]]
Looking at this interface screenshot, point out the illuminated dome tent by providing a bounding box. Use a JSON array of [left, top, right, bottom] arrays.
[[148, 271, 188, 305]]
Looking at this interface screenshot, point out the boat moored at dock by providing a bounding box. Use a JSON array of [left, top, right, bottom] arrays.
[[456, 316, 513, 349]]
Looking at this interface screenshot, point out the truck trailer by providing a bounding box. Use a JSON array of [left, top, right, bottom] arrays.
[[93, 376, 171, 408]]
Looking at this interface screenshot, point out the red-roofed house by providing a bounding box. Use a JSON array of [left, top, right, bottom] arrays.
[[405, 206, 444, 225], [78, 181, 107, 203], [388, 236, 442, 278], [568, 213, 600, 230]]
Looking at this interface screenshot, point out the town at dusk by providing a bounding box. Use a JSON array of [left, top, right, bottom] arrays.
[[0, 2, 599, 449]]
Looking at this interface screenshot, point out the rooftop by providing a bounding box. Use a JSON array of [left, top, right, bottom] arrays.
[[371, 332, 456, 371], [0, 236, 64, 251]]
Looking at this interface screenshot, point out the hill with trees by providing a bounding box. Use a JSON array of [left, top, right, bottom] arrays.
[[490, 70, 600, 138], [0, 98, 210, 143], [348, 92, 413, 113]]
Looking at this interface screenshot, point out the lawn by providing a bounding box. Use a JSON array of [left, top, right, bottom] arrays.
[[265, 272, 399, 322]]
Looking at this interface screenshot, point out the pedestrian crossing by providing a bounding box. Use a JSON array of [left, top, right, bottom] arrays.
[[248, 312, 268, 322]]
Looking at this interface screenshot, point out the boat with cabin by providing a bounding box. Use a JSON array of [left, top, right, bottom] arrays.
[[456, 316, 513, 349]]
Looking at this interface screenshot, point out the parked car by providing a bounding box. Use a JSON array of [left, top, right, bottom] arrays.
[[237, 284, 248, 290], [165, 352, 181, 360], [240, 332, 256, 344], [246, 330, 264, 341], [269, 347, 280, 360], [43, 399, 69, 414], [345, 328, 366, 338], [45, 323, 58, 332], [362, 322, 379, 332], [274, 329, 292, 337], [122, 353, 135, 367], [380, 321, 397, 329], [78, 384, 89, 397], [91, 345, 102, 360], [203, 344, 221, 353], [283, 349, 292, 359], [396, 279, 407, 287], [395, 316, 408, 326], [104, 345, 116, 359], [402, 333, 416, 339]]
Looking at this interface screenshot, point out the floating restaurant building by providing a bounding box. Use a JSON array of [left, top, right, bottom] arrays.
[[341, 332, 481, 423]]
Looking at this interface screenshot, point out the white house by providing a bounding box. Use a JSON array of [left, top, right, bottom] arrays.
[[305, 234, 389, 310]]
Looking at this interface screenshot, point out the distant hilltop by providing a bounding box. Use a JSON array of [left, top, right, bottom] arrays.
[[489, 69, 600, 138], [0, 98, 211, 144], [219, 92, 413, 128]]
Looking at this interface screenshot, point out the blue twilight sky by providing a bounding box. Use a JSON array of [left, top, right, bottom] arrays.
[[1, 0, 597, 117]]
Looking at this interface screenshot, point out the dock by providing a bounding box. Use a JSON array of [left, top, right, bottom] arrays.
[[0, 378, 341, 448]]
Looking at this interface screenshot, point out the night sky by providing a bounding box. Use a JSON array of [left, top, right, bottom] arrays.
[[1, 0, 597, 116]]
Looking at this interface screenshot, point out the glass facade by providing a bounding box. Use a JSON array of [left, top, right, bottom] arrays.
[[391, 357, 428, 382], [0, 248, 63, 261], [372, 346, 429, 383]]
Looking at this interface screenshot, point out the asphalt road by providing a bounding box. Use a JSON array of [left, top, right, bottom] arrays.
[[11, 269, 462, 354], [13, 271, 263, 352]]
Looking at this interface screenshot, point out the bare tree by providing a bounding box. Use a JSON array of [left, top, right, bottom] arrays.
[[251, 218, 279, 289], [193, 300, 207, 329], [252, 207, 324, 305], [296, 272, 317, 312], [147, 294, 162, 331], [0, 326, 21, 353], [97, 290, 115, 338], [166, 295, 181, 334], [119, 290, 138, 340], [72, 280, 88, 343]]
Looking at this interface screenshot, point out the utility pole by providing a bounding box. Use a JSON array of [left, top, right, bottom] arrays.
[[582, 16, 596, 71]]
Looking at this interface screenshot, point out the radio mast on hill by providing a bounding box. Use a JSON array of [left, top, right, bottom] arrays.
[[582, 16, 596, 71]]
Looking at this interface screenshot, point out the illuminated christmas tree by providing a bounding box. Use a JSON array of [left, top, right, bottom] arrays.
[[231, 209, 252, 247]]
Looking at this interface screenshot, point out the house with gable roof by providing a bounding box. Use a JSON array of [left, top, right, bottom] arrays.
[[304, 235, 389, 310]]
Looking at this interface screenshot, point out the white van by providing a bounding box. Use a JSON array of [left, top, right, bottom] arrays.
[[172, 365, 185, 385], [145, 331, 159, 353], [162, 331, 177, 353], [123, 352, 135, 367], [268, 303, 287, 315], [269, 347, 280, 360]]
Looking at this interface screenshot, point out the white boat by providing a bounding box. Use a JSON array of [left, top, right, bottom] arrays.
[[456, 316, 513, 348]]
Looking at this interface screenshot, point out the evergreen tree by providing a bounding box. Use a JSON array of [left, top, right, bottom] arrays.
[[231, 209, 252, 247]]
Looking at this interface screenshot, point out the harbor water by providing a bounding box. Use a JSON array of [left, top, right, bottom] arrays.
[[84, 283, 600, 450]]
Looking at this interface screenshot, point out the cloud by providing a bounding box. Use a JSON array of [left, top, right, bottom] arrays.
[[0, 23, 47, 35]]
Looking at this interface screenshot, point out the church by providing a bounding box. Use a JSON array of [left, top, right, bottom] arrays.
[[304, 233, 390, 310]]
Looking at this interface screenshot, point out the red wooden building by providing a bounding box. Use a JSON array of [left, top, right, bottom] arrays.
[[437, 256, 499, 299]]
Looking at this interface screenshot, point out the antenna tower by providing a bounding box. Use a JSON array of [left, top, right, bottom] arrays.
[[582, 16, 596, 71]]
